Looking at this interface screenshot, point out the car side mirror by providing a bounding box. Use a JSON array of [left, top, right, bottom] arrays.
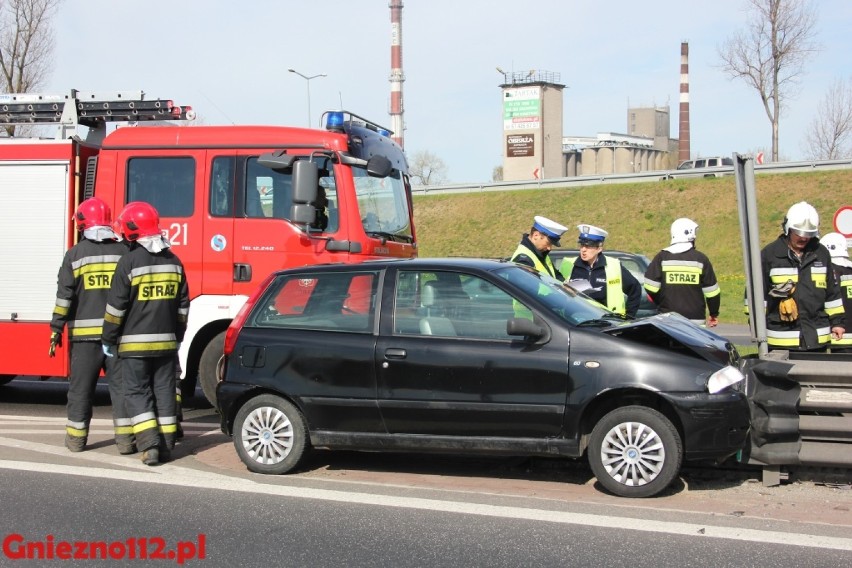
[[366, 155, 393, 178], [507, 317, 546, 340]]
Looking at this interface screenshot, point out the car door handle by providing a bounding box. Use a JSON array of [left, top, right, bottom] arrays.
[[384, 348, 407, 360]]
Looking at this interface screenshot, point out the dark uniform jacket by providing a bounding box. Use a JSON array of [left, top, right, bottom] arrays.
[[511, 234, 564, 281], [644, 247, 721, 322], [102, 244, 190, 358], [828, 258, 852, 349], [758, 235, 845, 350], [50, 238, 127, 342], [565, 254, 642, 318]]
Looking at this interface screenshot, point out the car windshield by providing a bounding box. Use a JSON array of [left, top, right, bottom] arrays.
[[353, 166, 413, 242], [492, 265, 618, 326]]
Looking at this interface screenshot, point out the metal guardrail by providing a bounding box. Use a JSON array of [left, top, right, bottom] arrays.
[[744, 351, 852, 485], [412, 158, 852, 195], [733, 153, 852, 486]]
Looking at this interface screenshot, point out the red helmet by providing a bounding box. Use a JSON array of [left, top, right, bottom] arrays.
[[117, 201, 161, 241], [75, 197, 112, 231]]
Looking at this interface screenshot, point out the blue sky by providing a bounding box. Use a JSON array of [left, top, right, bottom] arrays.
[[46, 0, 851, 183]]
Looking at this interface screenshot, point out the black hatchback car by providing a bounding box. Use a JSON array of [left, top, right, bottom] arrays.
[[216, 258, 750, 498]]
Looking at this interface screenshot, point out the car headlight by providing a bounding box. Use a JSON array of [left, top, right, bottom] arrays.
[[707, 365, 745, 394]]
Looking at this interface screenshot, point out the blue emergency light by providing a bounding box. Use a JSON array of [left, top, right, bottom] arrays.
[[325, 111, 345, 131]]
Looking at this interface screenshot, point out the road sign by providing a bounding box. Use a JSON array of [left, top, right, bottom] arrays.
[[756, 152, 764, 165], [833, 206, 852, 237]]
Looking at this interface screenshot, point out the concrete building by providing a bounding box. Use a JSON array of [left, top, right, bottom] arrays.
[[498, 70, 565, 182], [498, 71, 679, 180], [562, 107, 679, 176]]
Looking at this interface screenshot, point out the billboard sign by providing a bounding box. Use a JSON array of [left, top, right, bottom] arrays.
[[503, 87, 540, 130], [507, 134, 534, 157]]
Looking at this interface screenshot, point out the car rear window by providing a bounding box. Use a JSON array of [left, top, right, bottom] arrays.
[[251, 271, 379, 332]]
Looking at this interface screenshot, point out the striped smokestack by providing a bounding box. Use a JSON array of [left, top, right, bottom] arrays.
[[678, 41, 690, 164], [389, 0, 405, 148]]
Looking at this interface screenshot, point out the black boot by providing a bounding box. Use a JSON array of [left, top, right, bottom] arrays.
[[141, 447, 159, 466]]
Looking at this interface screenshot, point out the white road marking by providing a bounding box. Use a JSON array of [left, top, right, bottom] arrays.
[[0, 436, 850, 552]]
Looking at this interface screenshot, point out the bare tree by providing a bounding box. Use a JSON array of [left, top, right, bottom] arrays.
[[491, 165, 503, 182], [0, 0, 63, 136], [718, 0, 819, 162], [803, 78, 852, 160], [408, 150, 448, 186]]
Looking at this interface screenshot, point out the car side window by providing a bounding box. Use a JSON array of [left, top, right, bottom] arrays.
[[253, 271, 378, 333], [394, 270, 515, 340], [620, 258, 642, 274]]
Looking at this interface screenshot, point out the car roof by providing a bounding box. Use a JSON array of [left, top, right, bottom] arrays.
[[269, 257, 519, 277], [549, 249, 650, 263]]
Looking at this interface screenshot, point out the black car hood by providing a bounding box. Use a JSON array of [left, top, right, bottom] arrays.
[[602, 312, 735, 367]]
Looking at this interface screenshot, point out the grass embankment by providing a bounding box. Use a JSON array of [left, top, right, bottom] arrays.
[[413, 169, 852, 325]]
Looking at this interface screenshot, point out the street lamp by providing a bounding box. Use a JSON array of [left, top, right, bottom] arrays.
[[288, 68, 327, 127]]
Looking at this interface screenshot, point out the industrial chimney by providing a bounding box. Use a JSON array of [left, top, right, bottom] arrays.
[[678, 41, 690, 165], [389, 0, 405, 148]]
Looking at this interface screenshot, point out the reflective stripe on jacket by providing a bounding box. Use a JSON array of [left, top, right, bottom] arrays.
[[50, 239, 127, 342], [644, 247, 721, 322], [103, 245, 190, 358], [756, 236, 845, 350], [511, 242, 559, 279]]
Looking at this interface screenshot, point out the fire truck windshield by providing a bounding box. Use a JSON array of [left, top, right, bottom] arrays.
[[353, 166, 413, 242]]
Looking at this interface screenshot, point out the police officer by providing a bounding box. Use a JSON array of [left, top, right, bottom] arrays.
[[510, 216, 568, 280], [561, 224, 642, 318], [102, 202, 190, 465], [644, 218, 721, 327], [50, 197, 130, 453], [820, 232, 852, 352], [755, 201, 845, 351]]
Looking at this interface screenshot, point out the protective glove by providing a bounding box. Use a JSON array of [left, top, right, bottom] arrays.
[[768, 279, 795, 298], [102, 343, 116, 358], [48, 332, 62, 358], [779, 296, 798, 322]]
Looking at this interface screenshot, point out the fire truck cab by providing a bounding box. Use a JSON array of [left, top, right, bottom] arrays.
[[0, 90, 416, 404]]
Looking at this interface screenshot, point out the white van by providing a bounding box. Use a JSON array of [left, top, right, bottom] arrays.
[[674, 156, 734, 177]]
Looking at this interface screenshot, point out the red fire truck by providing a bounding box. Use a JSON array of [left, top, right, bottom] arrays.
[[0, 90, 417, 403]]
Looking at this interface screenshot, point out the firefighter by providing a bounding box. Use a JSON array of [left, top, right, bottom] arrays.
[[755, 201, 845, 351], [820, 232, 852, 352], [49, 197, 130, 453], [510, 216, 569, 280], [102, 202, 190, 465], [561, 224, 642, 318], [643, 218, 721, 327]]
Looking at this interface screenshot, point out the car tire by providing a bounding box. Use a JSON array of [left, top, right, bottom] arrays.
[[199, 331, 225, 407], [588, 405, 682, 498], [233, 394, 309, 475]]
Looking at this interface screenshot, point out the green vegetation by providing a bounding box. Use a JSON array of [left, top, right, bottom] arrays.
[[413, 169, 852, 324]]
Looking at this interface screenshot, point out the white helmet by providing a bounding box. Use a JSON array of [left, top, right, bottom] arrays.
[[670, 217, 698, 245], [783, 201, 819, 237], [820, 232, 849, 258]]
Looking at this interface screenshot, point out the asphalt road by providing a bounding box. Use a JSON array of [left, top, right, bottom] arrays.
[[2, 466, 851, 567], [1, 376, 851, 567]]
